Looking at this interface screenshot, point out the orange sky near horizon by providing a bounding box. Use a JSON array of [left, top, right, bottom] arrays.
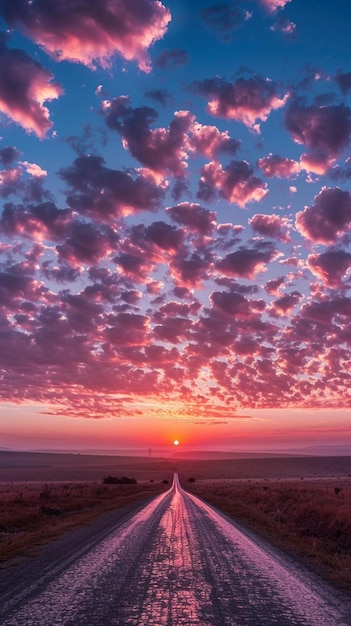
[[2, 403, 351, 453]]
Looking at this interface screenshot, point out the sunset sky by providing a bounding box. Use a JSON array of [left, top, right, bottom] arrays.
[[1, 0, 351, 453]]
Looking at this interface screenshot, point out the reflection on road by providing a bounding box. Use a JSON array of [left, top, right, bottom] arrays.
[[1, 474, 349, 625]]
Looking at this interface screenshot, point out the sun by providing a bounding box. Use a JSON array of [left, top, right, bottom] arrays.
[[173, 439, 180, 446]]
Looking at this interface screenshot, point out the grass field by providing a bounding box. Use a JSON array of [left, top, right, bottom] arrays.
[[1, 451, 351, 594]]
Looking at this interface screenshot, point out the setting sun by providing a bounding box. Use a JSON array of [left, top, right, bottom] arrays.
[[173, 440, 180, 446]]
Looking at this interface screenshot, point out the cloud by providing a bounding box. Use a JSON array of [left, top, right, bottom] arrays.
[[153, 303, 193, 343], [216, 242, 278, 279], [197, 160, 268, 206], [115, 253, 154, 282], [0, 0, 171, 72], [258, 153, 300, 178], [210, 290, 264, 318], [145, 221, 184, 252], [0, 146, 21, 166], [189, 122, 241, 158], [167, 202, 216, 235], [0, 201, 72, 241], [270, 18, 296, 37], [155, 48, 189, 69], [170, 253, 210, 288], [0, 168, 22, 197], [200, 4, 251, 41], [249, 213, 291, 242], [307, 250, 351, 287], [60, 154, 164, 218], [102, 99, 192, 177], [105, 312, 150, 347], [285, 98, 351, 168], [259, 0, 292, 13], [335, 71, 351, 95], [269, 291, 302, 316], [145, 89, 171, 107], [295, 187, 351, 244], [299, 152, 331, 175], [300, 296, 351, 328], [102, 98, 241, 177], [192, 75, 288, 131], [56, 221, 118, 266], [0, 47, 63, 138]]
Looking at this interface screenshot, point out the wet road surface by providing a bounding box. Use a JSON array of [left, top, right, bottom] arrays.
[[0, 474, 350, 625]]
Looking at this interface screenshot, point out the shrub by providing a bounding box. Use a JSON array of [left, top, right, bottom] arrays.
[[102, 476, 136, 485]]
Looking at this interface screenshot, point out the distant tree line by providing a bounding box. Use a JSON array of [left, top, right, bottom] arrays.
[[103, 475, 137, 485]]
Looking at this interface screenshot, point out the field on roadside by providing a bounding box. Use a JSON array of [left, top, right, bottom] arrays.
[[0, 451, 174, 564], [186, 479, 351, 593], [1, 450, 351, 594]]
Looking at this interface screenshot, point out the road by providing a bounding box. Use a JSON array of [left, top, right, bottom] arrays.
[[0, 474, 350, 625]]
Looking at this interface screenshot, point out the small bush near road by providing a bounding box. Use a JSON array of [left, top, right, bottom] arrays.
[[103, 475, 136, 485]]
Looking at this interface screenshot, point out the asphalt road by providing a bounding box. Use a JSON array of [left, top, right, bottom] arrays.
[[0, 474, 350, 625]]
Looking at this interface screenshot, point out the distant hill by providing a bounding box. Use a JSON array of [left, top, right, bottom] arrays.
[[168, 450, 305, 460]]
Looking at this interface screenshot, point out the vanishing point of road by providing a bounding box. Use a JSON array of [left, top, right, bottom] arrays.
[[0, 474, 350, 625]]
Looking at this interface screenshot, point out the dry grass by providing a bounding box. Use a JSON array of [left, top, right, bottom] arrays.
[[186, 478, 351, 593], [0, 480, 167, 564]]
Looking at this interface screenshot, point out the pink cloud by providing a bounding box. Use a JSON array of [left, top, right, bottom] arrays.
[[300, 152, 332, 175], [170, 253, 210, 288], [0, 0, 171, 73], [301, 296, 351, 325], [105, 312, 150, 347], [296, 187, 351, 244], [0, 201, 72, 241], [249, 213, 291, 242], [269, 291, 302, 316], [189, 122, 240, 158], [285, 99, 351, 163], [0, 47, 63, 138], [102, 99, 192, 177], [192, 75, 288, 131], [20, 161, 47, 178], [198, 160, 268, 207], [307, 250, 351, 287], [211, 290, 265, 318], [0, 168, 22, 197], [216, 243, 278, 279], [265, 276, 286, 295], [259, 0, 292, 13], [56, 221, 118, 266], [153, 313, 192, 344], [167, 202, 216, 235], [115, 253, 154, 282], [270, 18, 296, 37], [258, 153, 300, 178], [145, 221, 184, 252], [103, 98, 240, 177], [60, 154, 164, 219]]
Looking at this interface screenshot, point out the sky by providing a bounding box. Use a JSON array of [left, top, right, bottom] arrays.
[[0, 0, 351, 454]]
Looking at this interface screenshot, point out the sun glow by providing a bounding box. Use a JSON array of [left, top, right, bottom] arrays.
[[173, 439, 180, 446]]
